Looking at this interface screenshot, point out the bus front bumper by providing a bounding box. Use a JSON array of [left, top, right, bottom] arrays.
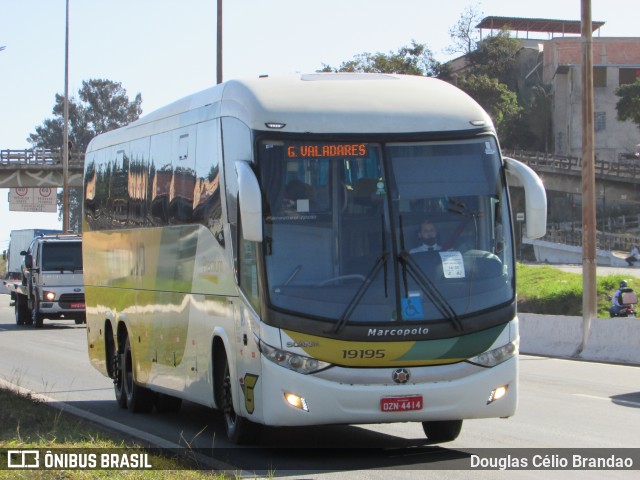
[[257, 356, 518, 427]]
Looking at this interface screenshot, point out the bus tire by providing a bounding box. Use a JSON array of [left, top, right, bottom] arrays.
[[108, 331, 127, 409], [15, 295, 29, 325], [123, 336, 154, 413], [422, 420, 463, 443], [220, 356, 260, 444]]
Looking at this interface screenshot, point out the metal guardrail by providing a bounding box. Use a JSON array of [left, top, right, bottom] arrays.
[[540, 228, 640, 252], [504, 150, 640, 183], [0, 149, 84, 166]]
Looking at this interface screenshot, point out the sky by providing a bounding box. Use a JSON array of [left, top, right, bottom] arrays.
[[0, 0, 638, 251]]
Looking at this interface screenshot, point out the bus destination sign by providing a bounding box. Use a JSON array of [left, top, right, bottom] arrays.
[[287, 143, 368, 158]]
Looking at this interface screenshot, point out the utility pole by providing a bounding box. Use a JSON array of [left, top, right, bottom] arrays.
[[62, 0, 70, 233], [577, 0, 596, 356], [216, 0, 222, 84]]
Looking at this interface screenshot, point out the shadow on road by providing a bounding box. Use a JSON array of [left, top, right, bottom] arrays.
[[61, 396, 473, 473]]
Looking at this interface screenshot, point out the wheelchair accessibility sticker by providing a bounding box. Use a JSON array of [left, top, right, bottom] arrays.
[[402, 293, 424, 320]]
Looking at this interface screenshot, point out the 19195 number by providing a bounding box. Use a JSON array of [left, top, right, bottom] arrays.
[[342, 349, 385, 359]]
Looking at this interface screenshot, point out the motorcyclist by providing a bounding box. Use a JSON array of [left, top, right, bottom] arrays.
[[609, 280, 635, 317]]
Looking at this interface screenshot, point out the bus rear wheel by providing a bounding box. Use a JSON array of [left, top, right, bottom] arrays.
[[422, 420, 463, 443], [220, 357, 260, 444], [108, 332, 127, 409], [123, 336, 154, 413]]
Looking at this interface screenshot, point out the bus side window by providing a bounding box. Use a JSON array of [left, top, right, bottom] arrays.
[[238, 222, 260, 313], [170, 130, 196, 224], [222, 117, 253, 269], [194, 121, 224, 246], [149, 133, 173, 225], [222, 117, 253, 226]]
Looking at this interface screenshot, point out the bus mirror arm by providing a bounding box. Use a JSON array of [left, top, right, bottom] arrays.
[[236, 161, 263, 243], [503, 157, 547, 239]]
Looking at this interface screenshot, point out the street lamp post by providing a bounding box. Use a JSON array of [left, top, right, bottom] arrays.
[[217, 0, 222, 84], [62, 0, 70, 233], [577, 0, 597, 356]]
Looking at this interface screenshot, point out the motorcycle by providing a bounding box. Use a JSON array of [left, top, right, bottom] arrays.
[[610, 304, 637, 318], [609, 288, 638, 318]]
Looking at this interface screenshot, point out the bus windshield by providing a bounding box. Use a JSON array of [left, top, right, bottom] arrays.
[[258, 137, 514, 329]]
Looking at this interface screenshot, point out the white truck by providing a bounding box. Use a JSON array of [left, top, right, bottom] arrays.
[[14, 234, 85, 328], [4, 229, 60, 282]]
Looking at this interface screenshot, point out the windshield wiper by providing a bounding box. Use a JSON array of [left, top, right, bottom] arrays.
[[397, 215, 463, 331], [398, 251, 464, 332], [331, 215, 389, 334], [330, 251, 388, 334]]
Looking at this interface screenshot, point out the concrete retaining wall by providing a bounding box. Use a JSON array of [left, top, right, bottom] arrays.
[[519, 313, 640, 365]]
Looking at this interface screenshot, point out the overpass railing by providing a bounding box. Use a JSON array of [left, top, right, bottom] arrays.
[[0, 148, 84, 166], [504, 150, 640, 183], [541, 227, 640, 252]]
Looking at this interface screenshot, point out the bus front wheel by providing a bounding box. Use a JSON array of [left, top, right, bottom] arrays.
[[220, 357, 260, 444], [422, 420, 463, 443]]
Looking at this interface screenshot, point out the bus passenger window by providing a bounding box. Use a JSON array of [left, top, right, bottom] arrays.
[[239, 236, 260, 313]]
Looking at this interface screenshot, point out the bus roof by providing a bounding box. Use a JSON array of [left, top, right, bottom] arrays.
[[87, 74, 494, 151]]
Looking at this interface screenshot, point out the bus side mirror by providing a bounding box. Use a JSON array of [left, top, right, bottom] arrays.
[[504, 157, 547, 239], [236, 161, 263, 243]]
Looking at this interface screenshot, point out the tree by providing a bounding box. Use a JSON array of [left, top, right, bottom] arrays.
[[319, 41, 442, 76], [445, 3, 484, 56], [455, 74, 522, 146], [466, 31, 522, 91], [615, 78, 640, 129], [28, 79, 142, 232]]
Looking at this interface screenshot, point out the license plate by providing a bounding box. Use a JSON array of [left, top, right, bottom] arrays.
[[380, 395, 423, 412], [70, 302, 85, 309]]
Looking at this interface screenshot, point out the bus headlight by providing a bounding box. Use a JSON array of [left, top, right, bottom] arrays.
[[467, 339, 519, 368], [259, 340, 331, 374], [44, 291, 56, 301]]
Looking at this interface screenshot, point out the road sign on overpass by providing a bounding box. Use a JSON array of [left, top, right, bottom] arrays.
[[9, 187, 57, 212]]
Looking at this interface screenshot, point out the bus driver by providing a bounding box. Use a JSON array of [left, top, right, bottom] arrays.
[[410, 219, 442, 253]]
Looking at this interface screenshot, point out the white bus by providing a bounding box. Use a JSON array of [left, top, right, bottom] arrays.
[[83, 73, 546, 444]]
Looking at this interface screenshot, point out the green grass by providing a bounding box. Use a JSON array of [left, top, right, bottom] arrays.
[[516, 263, 635, 318], [0, 386, 229, 479]]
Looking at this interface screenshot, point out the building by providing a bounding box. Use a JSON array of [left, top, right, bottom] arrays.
[[543, 36, 640, 162], [451, 16, 640, 163]]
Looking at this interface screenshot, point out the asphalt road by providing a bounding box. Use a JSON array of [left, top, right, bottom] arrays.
[[0, 293, 639, 479]]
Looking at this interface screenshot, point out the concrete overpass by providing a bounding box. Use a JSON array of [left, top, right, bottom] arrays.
[[0, 149, 84, 188], [1, 148, 640, 201]]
